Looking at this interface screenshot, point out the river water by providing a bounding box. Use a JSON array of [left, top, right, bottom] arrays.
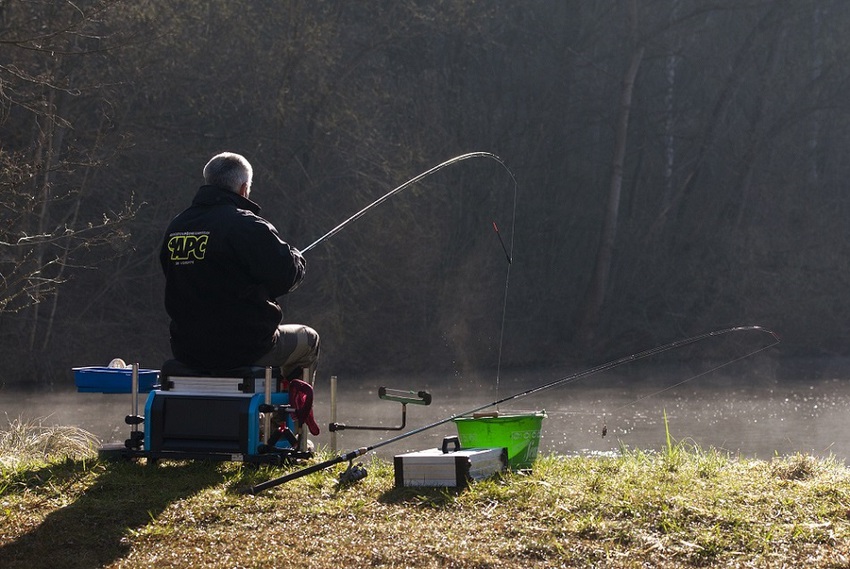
[[3, 359, 849, 463]]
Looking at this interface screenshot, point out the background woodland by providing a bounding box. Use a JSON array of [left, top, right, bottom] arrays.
[[2, 0, 848, 386]]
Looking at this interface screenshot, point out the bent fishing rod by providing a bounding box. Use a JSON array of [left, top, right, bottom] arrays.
[[300, 151, 518, 254], [241, 325, 779, 494], [296, 151, 519, 391]]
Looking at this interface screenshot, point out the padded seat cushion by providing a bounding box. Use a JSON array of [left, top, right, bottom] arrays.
[[161, 359, 280, 379]]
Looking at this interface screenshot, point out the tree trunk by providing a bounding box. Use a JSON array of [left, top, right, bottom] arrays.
[[661, 0, 681, 212], [577, 1, 644, 348]]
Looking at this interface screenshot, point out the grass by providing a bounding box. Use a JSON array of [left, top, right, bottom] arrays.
[[0, 414, 99, 470], [1, 417, 850, 568]]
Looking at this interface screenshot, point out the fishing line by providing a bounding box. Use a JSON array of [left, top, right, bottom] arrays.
[[491, 224, 517, 406], [490, 218, 516, 406], [519, 331, 781, 434], [597, 333, 780, 436], [241, 325, 778, 493]]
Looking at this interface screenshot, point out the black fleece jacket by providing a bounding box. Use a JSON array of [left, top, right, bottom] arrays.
[[159, 185, 305, 369]]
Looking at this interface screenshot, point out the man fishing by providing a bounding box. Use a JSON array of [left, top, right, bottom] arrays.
[[159, 152, 320, 383]]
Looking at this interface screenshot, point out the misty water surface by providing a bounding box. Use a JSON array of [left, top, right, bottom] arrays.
[[3, 360, 849, 463]]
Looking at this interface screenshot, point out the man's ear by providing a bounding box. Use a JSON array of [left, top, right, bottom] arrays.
[[239, 182, 250, 198]]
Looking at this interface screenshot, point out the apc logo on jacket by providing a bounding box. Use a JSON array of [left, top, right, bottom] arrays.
[[167, 232, 209, 264]]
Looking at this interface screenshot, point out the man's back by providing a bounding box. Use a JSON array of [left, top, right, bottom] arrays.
[[160, 184, 304, 369]]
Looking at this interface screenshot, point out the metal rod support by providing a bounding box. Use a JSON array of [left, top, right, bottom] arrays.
[[263, 366, 272, 445], [330, 375, 337, 453], [131, 363, 139, 434]]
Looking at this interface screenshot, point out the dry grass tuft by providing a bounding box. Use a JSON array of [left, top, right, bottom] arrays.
[[0, 414, 99, 469], [771, 453, 819, 481]]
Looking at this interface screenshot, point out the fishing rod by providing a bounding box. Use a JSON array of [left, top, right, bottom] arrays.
[[240, 325, 779, 494], [301, 152, 517, 254], [299, 151, 519, 396]]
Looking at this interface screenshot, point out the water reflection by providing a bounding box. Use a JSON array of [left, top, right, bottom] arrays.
[[2, 368, 849, 463]]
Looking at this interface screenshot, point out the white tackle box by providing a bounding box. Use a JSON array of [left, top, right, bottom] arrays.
[[393, 437, 507, 489]]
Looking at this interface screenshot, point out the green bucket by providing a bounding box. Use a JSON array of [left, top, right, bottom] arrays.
[[453, 411, 546, 470]]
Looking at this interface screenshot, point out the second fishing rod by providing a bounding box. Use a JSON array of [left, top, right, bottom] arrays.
[[242, 325, 780, 494]]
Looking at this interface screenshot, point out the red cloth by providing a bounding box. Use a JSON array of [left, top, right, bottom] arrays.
[[288, 379, 320, 436]]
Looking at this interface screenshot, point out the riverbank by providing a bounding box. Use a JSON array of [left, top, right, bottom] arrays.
[[1, 423, 849, 568]]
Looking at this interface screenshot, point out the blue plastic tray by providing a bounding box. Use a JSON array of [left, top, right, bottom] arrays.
[[73, 366, 159, 393]]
